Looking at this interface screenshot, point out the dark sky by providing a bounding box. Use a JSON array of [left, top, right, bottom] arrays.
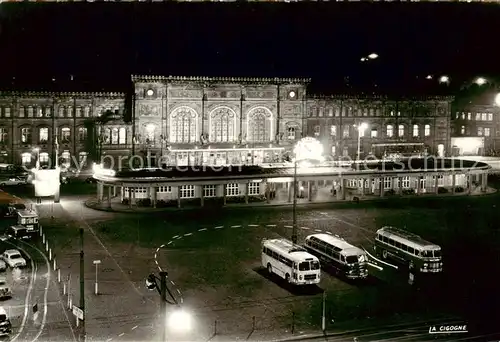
[[1, 3, 499, 94]]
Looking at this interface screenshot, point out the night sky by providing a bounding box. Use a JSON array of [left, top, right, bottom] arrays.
[[1, 3, 500, 94]]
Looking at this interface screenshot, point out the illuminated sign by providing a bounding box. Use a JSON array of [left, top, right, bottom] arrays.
[[33, 169, 60, 197], [429, 325, 468, 334], [294, 137, 324, 162]]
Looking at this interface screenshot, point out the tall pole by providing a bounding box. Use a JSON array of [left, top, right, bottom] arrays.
[[160, 271, 168, 342], [79, 228, 85, 341], [357, 128, 361, 162], [321, 290, 326, 332], [292, 160, 298, 244]]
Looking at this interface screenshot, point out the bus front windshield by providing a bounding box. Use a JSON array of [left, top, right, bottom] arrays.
[[422, 250, 441, 258], [299, 261, 320, 271]]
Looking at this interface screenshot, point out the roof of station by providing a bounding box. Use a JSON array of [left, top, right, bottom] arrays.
[[96, 158, 490, 184]]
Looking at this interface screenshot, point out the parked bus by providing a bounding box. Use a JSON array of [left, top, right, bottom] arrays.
[[374, 226, 443, 273], [16, 210, 39, 233], [261, 238, 321, 285], [304, 233, 368, 279]]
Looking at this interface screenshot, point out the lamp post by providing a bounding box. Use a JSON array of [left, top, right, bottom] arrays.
[[93, 260, 101, 295], [356, 123, 368, 161], [292, 158, 298, 244]]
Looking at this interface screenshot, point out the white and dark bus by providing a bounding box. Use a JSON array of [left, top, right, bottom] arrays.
[[261, 238, 321, 285], [374, 226, 443, 273], [304, 234, 368, 279]]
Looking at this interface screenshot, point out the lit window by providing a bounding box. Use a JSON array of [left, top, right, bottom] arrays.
[[331, 146, 336, 155], [21, 153, 31, 165], [482, 113, 487, 121], [371, 129, 378, 138], [45, 107, 51, 117], [179, 185, 195, 199], [402, 177, 410, 188], [21, 127, 31, 143], [119, 128, 126, 144], [330, 125, 336, 137], [226, 183, 240, 197], [171, 107, 197, 143], [460, 126, 465, 135], [437, 175, 444, 187], [203, 185, 216, 198], [157, 186, 172, 193], [343, 126, 350, 138], [76, 107, 82, 117], [412, 124, 419, 137], [78, 127, 87, 142], [467, 113, 471, 120], [19, 106, 25, 118], [386, 125, 394, 137], [39, 127, 49, 143], [39, 152, 49, 163], [384, 177, 392, 189], [461, 113, 465, 119], [61, 151, 70, 164], [327, 108, 333, 117], [61, 127, 71, 142], [79, 152, 88, 167], [484, 128, 491, 137], [318, 108, 324, 117], [478, 127, 483, 136], [0, 128, 7, 142], [111, 128, 119, 144], [488, 113, 493, 121], [475, 113, 481, 121], [67, 106, 73, 117], [84, 107, 90, 118], [287, 127, 296, 140], [248, 182, 260, 196], [398, 124, 404, 137], [424, 124, 431, 137], [27, 106, 33, 117], [313, 125, 320, 137], [210, 107, 235, 142]]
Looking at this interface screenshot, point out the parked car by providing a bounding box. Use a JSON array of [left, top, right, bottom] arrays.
[[0, 280, 12, 300], [0, 261, 6, 272], [0, 307, 11, 336], [0, 177, 27, 187], [1, 250, 26, 268]]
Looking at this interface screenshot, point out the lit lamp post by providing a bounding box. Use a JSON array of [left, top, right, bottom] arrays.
[[474, 77, 487, 86], [355, 123, 368, 161], [93, 260, 101, 295]]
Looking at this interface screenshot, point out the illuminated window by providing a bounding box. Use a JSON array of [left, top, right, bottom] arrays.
[[318, 107, 324, 117], [482, 113, 487, 121], [475, 113, 480, 121], [484, 128, 491, 137], [21, 153, 31, 165], [226, 183, 240, 197], [157, 186, 172, 193], [287, 126, 296, 140], [171, 108, 197, 143], [21, 127, 32, 143], [0, 128, 7, 143], [67, 106, 73, 117], [248, 110, 269, 142], [424, 124, 431, 137], [412, 124, 419, 137], [313, 125, 320, 137], [343, 126, 350, 138], [488, 113, 493, 121], [78, 127, 87, 142], [36, 107, 43, 118], [327, 107, 333, 117], [467, 113, 471, 120], [61, 151, 70, 164], [119, 128, 126, 144], [248, 182, 260, 196], [386, 125, 394, 137], [398, 125, 404, 137], [461, 113, 465, 120], [331, 146, 336, 155], [203, 185, 216, 198], [371, 129, 378, 138], [4, 107, 10, 117], [179, 185, 195, 199], [79, 152, 88, 167], [478, 127, 483, 136], [84, 107, 90, 118], [39, 127, 49, 143], [384, 177, 392, 189], [45, 107, 51, 117], [19, 106, 25, 118], [402, 176, 410, 188], [460, 126, 465, 135], [111, 128, 119, 144], [39, 152, 49, 163], [60, 127, 71, 142], [27, 106, 33, 117], [330, 125, 336, 137], [211, 108, 235, 142], [76, 107, 82, 117]]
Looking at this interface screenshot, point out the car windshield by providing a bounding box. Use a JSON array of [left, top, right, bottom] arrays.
[[432, 250, 441, 258], [10, 254, 21, 259], [299, 262, 311, 271], [0, 282, 5, 286]]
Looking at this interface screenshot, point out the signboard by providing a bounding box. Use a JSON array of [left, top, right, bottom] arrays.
[[72, 305, 84, 320], [93, 260, 101, 265], [33, 169, 61, 197]]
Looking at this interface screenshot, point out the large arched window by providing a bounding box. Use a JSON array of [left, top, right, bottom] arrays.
[[210, 107, 235, 142], [386, 125, 394, 138], [248, 107, 272, 142], [170, 107, 197, 143]]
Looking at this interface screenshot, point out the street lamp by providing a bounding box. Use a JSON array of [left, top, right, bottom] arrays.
[[356, 123, 368, 161], [474, 77, 487, 86], [93, 260, 101, 295], [495, 93, 500, 107], [167, 309, 193, 334], [367, 53, 378, 60], [33, 148, 40, 169], [439, 75, 450, 84]]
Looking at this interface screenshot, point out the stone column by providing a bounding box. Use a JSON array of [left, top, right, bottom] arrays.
[[451, 173, 456, 194], [121, 186, 124, 202], [245, 182, 249, 204], [151, 186, 157, 208], [128, 188, 132, 208], [379, 178, 384, 197], [177, 186, 181, 208], [223, 184, 227, 206], [434, 175, 439, 194], [341, 178, 346, 200], [264, 181, 270, 204], [467, 174, 472, 195], [363, 177, 369, 196], [107, 186, 112, 208], [97, 182, 104, 203], [287, 182, 292, 203], [416, 176, 421, 195], [397, 177, 403, 195], [481, 172, 488, 192], [200, 185, 204, 207], [307, 181, 313, 202]]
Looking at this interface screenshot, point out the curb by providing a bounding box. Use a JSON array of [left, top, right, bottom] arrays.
[[84, 187, 498, 214]]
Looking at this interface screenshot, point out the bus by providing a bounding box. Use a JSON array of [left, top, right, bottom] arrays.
[[374, 226, 443, 273], [370, 143, 428, 160], [304, 234, 368, 280], [261, 238, 321, 285]]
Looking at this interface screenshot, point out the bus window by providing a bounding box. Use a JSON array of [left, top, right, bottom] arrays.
[[414, 250, 420, 256], [422, 250, 435, 258], [340, 255, 346, 263], [401, 244, 408, 252], [408, 247, 414, 254], [299, 262, 310, 271], [311, 261, 320, 270], [388, 239, 395, 246], [395, 241, 401, 249], [433, 250, 441, 257], [382, 236, 389, 243]]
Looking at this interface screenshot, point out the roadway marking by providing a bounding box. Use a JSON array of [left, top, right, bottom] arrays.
[[131, 325, 138, 330], [184, 233, 193, 236], [231, 225, 241, 228], [248, 224, 259, 227], [214, 226, 224, 230], [198, 228, 208, 232]]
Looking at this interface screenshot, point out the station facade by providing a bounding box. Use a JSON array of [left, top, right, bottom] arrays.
[[0, 75, 454, 169]]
